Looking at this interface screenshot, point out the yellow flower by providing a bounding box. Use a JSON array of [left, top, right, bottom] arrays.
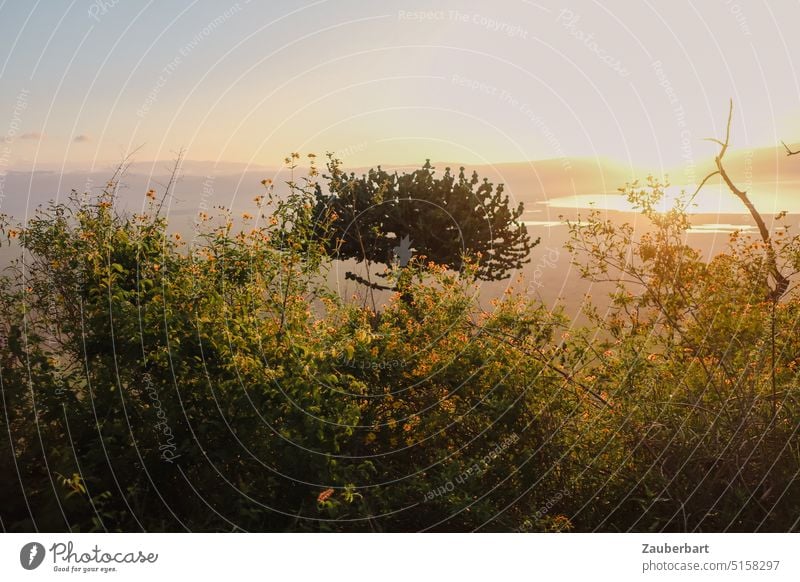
[[551, 515, 573, 531]]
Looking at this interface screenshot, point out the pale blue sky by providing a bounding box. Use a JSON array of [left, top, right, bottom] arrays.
[[1, 0, 799, 176]]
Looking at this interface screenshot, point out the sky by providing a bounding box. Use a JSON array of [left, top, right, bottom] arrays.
[[1, 0, 800, 180]]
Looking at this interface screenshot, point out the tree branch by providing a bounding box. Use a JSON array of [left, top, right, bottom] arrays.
[[781, 140, 799, 157], [704, 100, 789, 301]]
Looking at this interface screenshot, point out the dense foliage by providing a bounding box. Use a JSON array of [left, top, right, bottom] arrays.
[[1, 164, 799, 532]]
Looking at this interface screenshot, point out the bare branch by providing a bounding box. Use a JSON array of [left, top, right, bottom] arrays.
[[687, 170, 720, 204], [705, 100, 788, 301], [153, 148, 185, 218], [103, 144, 146, 196], [781, 140, 800, 157], [723, 97, 733, 153]]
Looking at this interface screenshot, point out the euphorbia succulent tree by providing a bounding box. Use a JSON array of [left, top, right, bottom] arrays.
[[310, 157, 536, 290]]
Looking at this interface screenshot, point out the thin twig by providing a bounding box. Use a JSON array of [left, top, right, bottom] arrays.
[[687, 170, 721, 204], [781, 141, 799, 157], [153, 148, 185, 219]]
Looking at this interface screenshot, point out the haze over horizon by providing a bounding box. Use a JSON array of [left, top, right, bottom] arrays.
[[3, 143, 800, 219]]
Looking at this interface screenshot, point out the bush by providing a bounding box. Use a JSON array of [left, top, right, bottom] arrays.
[[1, 166, 798, 532]]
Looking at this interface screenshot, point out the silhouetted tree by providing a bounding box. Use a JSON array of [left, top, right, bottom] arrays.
[[312, 158, 536, 289]]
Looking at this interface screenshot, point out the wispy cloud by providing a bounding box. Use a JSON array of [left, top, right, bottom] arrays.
[[19, 132, 45, 140]]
